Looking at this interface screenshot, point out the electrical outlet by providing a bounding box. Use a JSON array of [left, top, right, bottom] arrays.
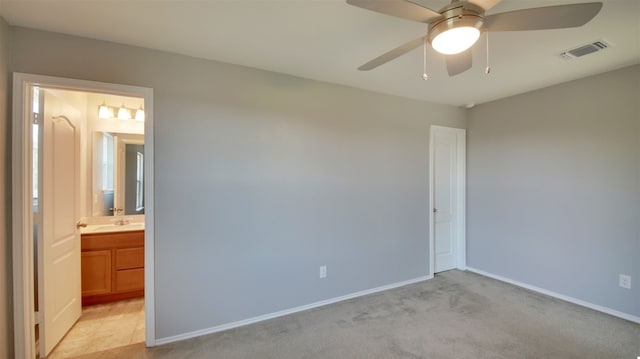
[[619, 274, 631, 289], [319, 265, 327, 279]]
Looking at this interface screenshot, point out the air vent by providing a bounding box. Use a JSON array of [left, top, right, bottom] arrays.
[[560, 40, 610, 60]]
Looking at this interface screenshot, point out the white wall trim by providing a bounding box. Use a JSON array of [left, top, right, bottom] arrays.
[[142, 81, 156, 348], [12, 72, 35, 359], [455, 130, 466, 271], [155, 274, 433, 345], [11, 73, 156, 358], [466, 267, 640, 324], [428, 128, 435, 277], [429, 125, 466, 277]]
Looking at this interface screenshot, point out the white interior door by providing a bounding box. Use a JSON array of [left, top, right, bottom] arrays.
[[431, 126, 466, 273], [39, 89, 82, 357]]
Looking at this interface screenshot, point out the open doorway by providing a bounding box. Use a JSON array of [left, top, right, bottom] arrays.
[[12, 74, 155, 358]]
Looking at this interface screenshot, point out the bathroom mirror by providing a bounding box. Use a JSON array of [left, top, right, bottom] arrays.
[[91, 131, 145, 216]]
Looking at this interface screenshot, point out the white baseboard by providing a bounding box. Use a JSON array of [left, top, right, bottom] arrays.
[[465, 267, 640, 324], [155, 274, 434, 345]]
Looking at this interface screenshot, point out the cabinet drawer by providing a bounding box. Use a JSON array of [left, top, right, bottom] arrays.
[[115, 268, 144, 292], [115, 247, 144, 269], [82, 230, 144, 250]]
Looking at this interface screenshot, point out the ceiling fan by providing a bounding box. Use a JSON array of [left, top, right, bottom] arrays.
[[347, 0, 603, 76]]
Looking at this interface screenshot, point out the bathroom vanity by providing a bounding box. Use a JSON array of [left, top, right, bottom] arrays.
[[81, 229, 144, 306]]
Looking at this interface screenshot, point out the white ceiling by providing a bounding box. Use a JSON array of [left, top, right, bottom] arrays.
[[1, 0, 638, 106]]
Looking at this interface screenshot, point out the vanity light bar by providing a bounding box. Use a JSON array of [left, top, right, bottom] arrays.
[[98, 103, 145, 121]]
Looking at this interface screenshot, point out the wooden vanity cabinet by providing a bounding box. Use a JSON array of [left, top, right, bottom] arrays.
[[81, 230, 144, 306]]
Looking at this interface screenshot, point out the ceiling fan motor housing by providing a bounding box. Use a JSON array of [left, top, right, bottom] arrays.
[[427, 1, 485, 46]]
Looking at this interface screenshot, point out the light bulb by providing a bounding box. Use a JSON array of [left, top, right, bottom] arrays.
[[135, 106, 145, 122], [98, 102, 112, 119], [117, 104, 130, 120]]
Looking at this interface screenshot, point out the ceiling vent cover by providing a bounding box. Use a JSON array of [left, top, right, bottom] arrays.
[[560, 40, 610, 60]]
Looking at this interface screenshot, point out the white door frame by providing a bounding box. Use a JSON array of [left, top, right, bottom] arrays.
[[12, 73, 156, 358], [428, 125, 466, 276]]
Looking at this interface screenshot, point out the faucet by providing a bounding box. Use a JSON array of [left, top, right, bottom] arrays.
[[113, 217, 131, 226], [110, 207, 129, 225]]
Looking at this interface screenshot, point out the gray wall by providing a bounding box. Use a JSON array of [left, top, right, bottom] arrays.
[[467, 65, 640, 317], [0, 16, 13, 359], [9, 27, 465, 340]]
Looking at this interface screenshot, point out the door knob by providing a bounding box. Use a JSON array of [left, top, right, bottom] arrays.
[[76, 221, 87, 229], [433, 208, 437, 213]]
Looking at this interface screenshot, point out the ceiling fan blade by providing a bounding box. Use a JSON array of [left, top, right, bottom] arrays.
[[468, 0, 502, 11], [485, 2, 603, 31], [446, 49, 473, 76], [346, 0, 441, 23], [358, 36, 426, 71]]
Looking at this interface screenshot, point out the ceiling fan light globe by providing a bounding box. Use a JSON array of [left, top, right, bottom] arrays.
[[431, 27, 480, 55]]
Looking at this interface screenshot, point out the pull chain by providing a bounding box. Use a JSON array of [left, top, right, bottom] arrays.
[[422, 37, 429, 80], [485, 32, 491, 74]]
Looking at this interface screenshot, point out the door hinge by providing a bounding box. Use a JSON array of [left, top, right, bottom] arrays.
[[433, 208, 437, 213], [32, 113, 39, 125], [34, 311, 41, 325]]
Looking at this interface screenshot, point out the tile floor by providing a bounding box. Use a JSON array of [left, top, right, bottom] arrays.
[[47, 298, 145, 359]]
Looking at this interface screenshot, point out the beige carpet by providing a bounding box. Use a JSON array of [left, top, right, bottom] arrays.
[[77, 270, 640, 359]]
